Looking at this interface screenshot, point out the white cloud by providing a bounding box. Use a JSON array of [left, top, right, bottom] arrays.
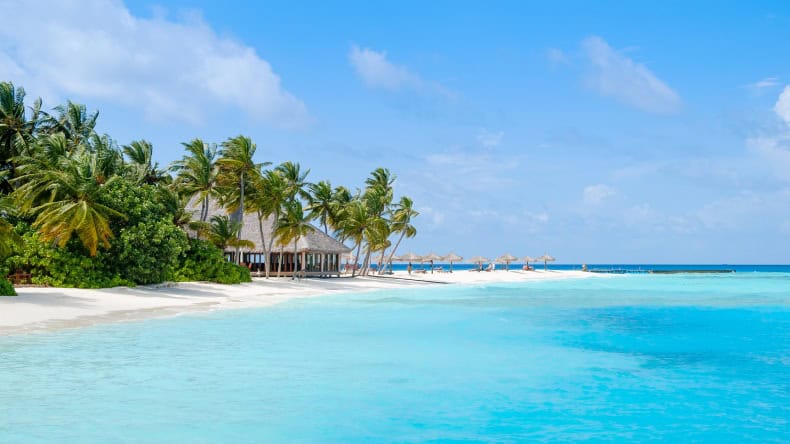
[[477, 129, 504, 149], [744, 86, 790, 182], [348, 45, 422, 90], [0, 0, 309, 127], [582, 184, 616, 205], [581, 36, 681, 114], [775, 85, 790, 124], [348, 44, 454, 98], [747, 76, 780, 90]]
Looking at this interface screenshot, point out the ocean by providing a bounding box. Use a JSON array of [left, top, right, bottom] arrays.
[[1, 271, 788, 442]]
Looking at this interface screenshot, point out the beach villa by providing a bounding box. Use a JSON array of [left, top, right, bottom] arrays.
[[198, 202, 352, 277]]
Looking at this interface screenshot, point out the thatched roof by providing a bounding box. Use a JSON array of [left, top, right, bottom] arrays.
[[193, 199, 351, 254]]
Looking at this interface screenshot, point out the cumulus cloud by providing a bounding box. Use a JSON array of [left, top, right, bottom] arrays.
[[745, 86, 790, 182], [0, 0, 309, 127], [583, 184, 616, 205], [477, 129, 504, 148], [775, 85, 790, 124], [581, 36, 681, 114]]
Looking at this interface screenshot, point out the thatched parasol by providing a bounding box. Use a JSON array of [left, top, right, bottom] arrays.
[[496, 253, 519, 271], [467, 255, 489, 271], [421, 252, 443, 273], [537, 254, 556, 270], [421, 252, 443, 262], [398, 252, 423, 263], [523, 256, 536, 267], [443, 252, 463, 272]]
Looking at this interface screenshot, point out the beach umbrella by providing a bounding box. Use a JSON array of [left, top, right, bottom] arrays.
[[443, 252, 463, 272], [537, 254, 556, 270], [421, 252, 443, 273], [398, 252, 422, 263], [523, 256, 536, 269], [496, 253, 518, 271], [467, 255, 489, 271], [421, 252, 443, 262]]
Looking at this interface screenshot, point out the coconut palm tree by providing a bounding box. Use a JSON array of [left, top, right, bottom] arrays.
[[0, 197, 21, 257], [246, 169, 287, 278], [306, 180, 334, 234], [0, 82, 41, 192], [383, 196, 419, 274], [275, 200, 314, 279], [368, 225, 391, 275], [358, 185, 391, 273], [122, 140, 168, 185], [171, 139, 218, 222], [329, 185, 352, 235], [337, 199, 387, 277], [207, 215, 255, 252], [276, 161, 310, 202], [365, 167, 395, 195], [12, 150, 125, 256], [87, 133, 124, 184], [41, 101, 98, 146], [217, 135, 268, 264]]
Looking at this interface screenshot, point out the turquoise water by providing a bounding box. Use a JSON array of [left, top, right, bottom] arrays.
[[1, 273, 788, 442]]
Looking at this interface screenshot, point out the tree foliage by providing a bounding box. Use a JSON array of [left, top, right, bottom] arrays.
[[0, 81, 418, 288]]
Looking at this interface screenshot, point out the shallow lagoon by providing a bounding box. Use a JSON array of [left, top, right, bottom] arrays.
[[1, 273, 788, 442]]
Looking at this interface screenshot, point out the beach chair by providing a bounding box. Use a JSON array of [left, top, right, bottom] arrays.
[[485, 263, 495, 272]]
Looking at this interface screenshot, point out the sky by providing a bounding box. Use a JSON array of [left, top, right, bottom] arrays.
[[1, 0, 789, 263]]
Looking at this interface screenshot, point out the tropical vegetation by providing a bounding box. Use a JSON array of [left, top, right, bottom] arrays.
[[0, 81, 418, 290]]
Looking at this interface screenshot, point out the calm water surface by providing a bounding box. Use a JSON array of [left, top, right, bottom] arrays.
[[1, 273, 788, 442]]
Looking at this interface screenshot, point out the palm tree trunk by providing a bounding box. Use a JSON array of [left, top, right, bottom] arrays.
[[361, 247, 373, 276], [292, 237, 298, 280], [277, 245, 284, 278], [235, 170, 245, 265], [266, 210, 280, 278], [200, 196, 208, 222], [351, 241, 362, 277], [257, 210, 269, 279], [384, 231, 406, 273], [377, 249, 386, 275]]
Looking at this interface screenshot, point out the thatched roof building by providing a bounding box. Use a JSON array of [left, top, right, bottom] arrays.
[[193, 200, 351, 277]]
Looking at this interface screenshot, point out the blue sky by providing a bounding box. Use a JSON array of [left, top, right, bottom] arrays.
[[2, 0, 789, 263]]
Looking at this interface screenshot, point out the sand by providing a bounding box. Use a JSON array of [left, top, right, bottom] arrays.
[[0, 269, 593, 335]]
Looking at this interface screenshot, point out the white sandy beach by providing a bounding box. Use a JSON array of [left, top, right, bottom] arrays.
[[0, 270, 592, 335]]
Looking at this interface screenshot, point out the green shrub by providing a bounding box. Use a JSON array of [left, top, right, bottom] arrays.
[[175, 238, 251, 284], [104, 219, 188, 285], [0, 278, 15, 296], [4, 224, 130, 288], [214, 261, 252, 284], [4, 181, 250, 288]]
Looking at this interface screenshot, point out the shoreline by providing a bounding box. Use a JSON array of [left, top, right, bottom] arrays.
[[0, 270, 593, 336]]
